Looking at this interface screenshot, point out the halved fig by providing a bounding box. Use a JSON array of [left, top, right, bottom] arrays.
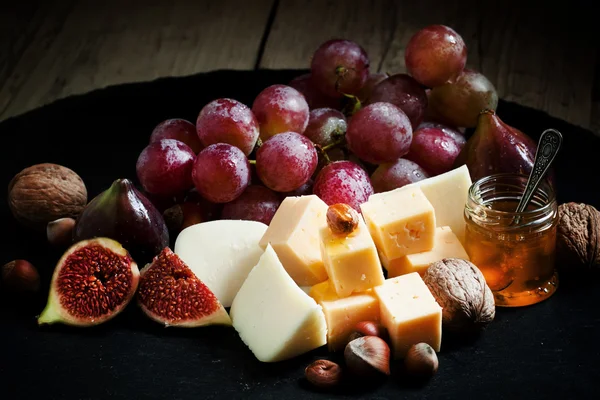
[[137, 247, 231, 327], [38, 237, 139, 326]]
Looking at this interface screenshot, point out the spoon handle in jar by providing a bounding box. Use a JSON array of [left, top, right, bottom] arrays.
[[515, 128, 563, 214]]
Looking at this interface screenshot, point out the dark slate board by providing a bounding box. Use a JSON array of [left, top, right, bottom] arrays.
[[1, 70, 599, 400]]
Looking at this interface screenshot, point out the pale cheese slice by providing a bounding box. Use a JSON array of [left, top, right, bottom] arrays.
[[230, 245, 327, 362], [174, 220, 267, 307]]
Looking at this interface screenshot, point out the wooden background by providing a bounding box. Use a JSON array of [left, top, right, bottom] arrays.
[[1, 0, 598, 133]]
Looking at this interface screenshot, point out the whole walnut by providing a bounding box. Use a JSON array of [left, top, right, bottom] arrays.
[[556, 202, 600, 269], [8, 163, 87, 231], [423, 258, 495, 333]]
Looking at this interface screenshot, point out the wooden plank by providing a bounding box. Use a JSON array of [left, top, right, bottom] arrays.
[[0, 0, 275, 121], [259, 0, 395, 73], [0, 0, 44, 86], [263, 0, 597, 131], [0, 0, 75, 116]]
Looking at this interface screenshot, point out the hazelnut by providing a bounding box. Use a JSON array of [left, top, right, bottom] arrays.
[[8, 163, 87, 231], [304, 359, 342, 389], [404, 343, 439, 378], [2, 260, 40, 293], [344, 336, 390, 379], [327, 203, 359, 235], [556, 202, 600, 269], [47, 217, 76, 247], [423, 258, 495, 333], [346, 321, 389, 346], [163, 204, 184, 233], [163, 202, 205, 234]]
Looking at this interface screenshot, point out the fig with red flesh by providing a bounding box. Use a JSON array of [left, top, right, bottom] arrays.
[[38, 237, 139, 326], [137, 247, 231, 327]]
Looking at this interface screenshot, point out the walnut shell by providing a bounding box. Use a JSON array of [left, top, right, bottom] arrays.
[[8, 163, 87, 231], [556, 202, 600, 269], [423, 258, 495, 333]]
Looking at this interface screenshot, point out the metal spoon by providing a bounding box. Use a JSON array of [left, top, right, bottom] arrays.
[[512, 128, 563, 223]]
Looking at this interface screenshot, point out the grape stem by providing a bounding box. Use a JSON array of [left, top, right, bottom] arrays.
[[248, 159, 256, 165], [315, 144, 331, 164], [341, 93, 362, 117], [321, 136, 346, 152]]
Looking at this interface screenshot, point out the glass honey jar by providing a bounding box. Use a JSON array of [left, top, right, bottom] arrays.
[[464, 173, 558, 307]]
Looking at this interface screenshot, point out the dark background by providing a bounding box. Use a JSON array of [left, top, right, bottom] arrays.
[[1, 68, 599, 400], [0, 0, 599, 134]]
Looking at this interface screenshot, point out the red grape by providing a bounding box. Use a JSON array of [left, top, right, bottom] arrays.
[[281, 179, 314, 198], [358, 72, 388, 102], [428, 69, 498, 128], [289, 74, 341, 110], [314, 147, 347, 178], [303, 108, 347, 147], [405, 125, 466, 176], [221, 185, 281, 225], [251, 84, 309, 140], [136, 139, 196, 197], [192, 143, 251, 203], [346, 102, 413, 164], [256, 132, 317, 192], [417, 121, 465, 141], [313, 161, 373, 211], [310, 39, 369, 98], [184, 188, 222, 221], [371, 158, 429, 193], [144, 191, 186, 213], [405, 25, 467, 88], [150, 118, 203, 153], [367, 74, 428, 128], [196, 98, 259, 155]]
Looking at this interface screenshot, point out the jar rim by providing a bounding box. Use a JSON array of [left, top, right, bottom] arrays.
[[468, 172, 556, 218]]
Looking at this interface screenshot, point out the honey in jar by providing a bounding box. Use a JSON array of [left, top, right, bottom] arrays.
[[464, 173, 558, 307]]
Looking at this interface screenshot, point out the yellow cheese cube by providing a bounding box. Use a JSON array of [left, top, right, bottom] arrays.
[[309, 280, 380, 351], [360, 187, 436, 260], [259, 195, 328, 286], [386, 226, 470, 277], [319, 218, 385, 297], [374, 273, 442, 359], [370, 165, 472, 243]]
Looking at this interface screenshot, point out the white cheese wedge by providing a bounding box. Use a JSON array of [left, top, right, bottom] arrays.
[[369, 165, 472, 243], [230, 245, 327, 362], [174, 220, 267, 307]]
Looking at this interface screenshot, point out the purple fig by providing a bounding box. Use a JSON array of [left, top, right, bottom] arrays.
[[454, 110, 537, 182], [73, 179, 169, 264]]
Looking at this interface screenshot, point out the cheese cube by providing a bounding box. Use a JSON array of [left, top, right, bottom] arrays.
[[309, 280, 380, 351], [370, 165, 472, 243], [386, 226, 470, 277], [259, 195, 328, 286], [374, 273, 442, 358], [319, 217, 384, 297], [230, 244, 327, 362], [361, 187, 436, 260]]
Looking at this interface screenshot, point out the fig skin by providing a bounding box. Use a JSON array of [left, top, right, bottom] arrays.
[[454, 110, 537, 182], [73, 179, 169, 264]]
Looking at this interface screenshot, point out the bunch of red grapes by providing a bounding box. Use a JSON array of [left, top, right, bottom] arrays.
[[136, 25, 497, 226]]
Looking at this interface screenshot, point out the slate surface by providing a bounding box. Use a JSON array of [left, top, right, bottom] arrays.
[[1, 70, 599, 399]]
